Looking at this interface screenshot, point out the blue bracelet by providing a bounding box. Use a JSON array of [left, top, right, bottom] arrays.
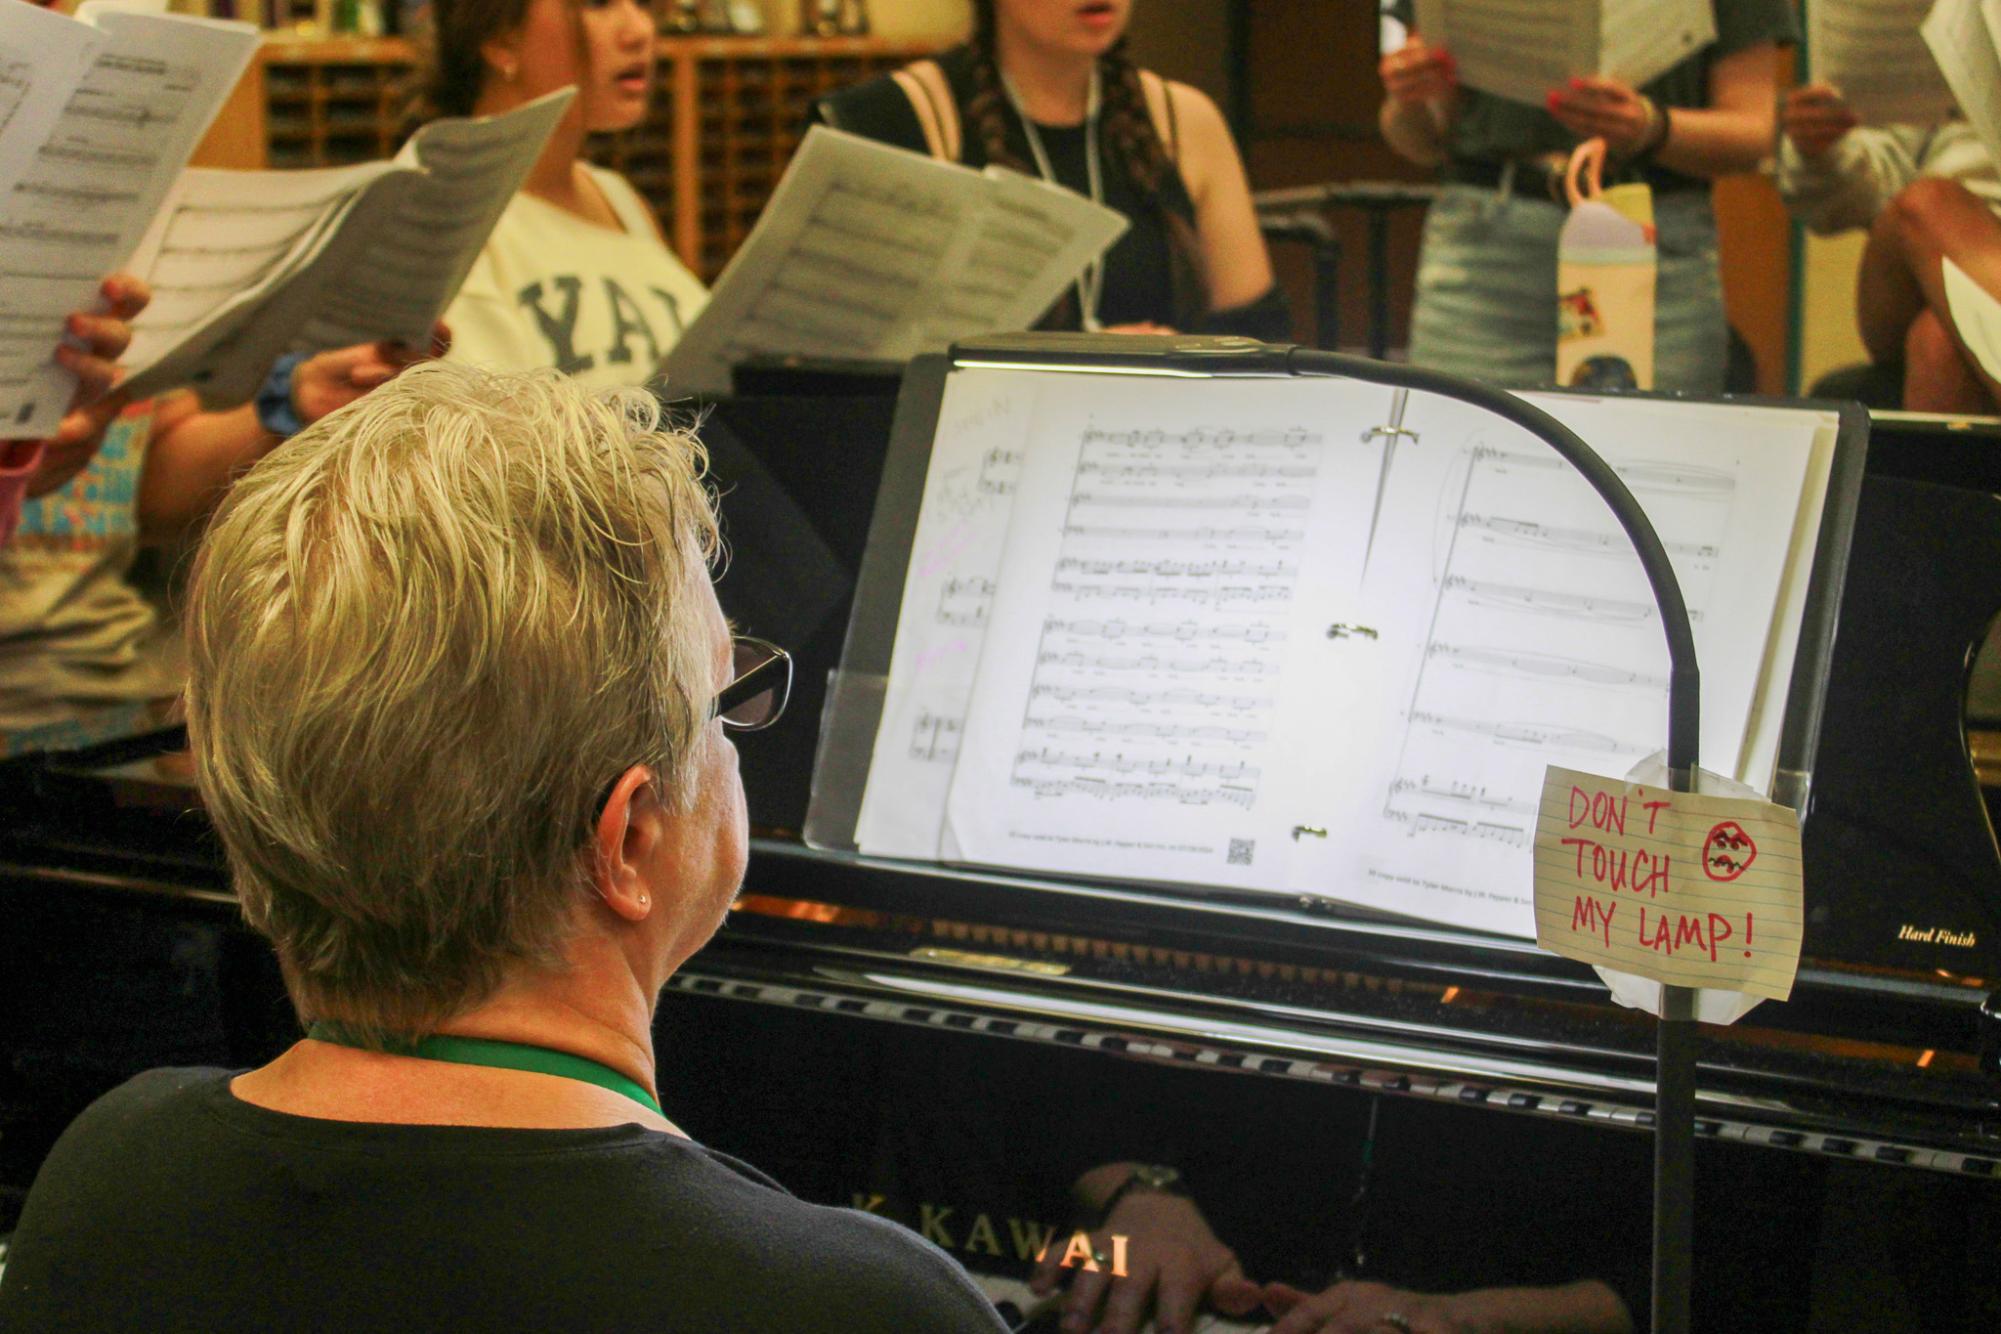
[[255, 351, 308, 438]]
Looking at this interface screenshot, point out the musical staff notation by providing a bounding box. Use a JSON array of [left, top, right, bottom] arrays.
[[1426, 641, 1668, 690]]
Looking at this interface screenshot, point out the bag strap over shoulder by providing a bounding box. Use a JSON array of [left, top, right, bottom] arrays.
[[1138, 69, 1181, 164], [891, 59, 961, 162]]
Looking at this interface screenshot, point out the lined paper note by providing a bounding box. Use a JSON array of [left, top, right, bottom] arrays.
[[1532, 765, 1804, 1000]]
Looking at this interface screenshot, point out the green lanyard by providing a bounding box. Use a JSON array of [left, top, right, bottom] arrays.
[[306, 1022, 662, 1117]]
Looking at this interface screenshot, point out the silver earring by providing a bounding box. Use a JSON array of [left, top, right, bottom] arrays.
[[638, 893, 650, 906]]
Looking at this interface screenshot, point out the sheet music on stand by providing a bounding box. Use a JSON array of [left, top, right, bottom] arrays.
[[1808, 0, 1956, 126], [663, 127, 1127, 395], [1410, 0, 1714, 107], [816, 352, 1862, 942]]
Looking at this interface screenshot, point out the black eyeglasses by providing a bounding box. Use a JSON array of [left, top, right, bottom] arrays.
[[715, 635, 791, 732]]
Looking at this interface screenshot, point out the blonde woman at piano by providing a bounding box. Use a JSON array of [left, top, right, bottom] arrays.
[[0, 365, 1013, 1333], [417, 0, 709, 385]]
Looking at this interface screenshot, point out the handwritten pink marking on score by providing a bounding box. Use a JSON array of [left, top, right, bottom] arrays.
[[915, 523, 975, 580], [913, 639, 970, 673]]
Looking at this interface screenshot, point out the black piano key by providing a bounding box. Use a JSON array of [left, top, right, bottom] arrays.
[[1379, 1075, 1410, 1092], [1506, 1093, 1539, 1110], [1216, 1053, 1246, 1068], [986, 1020, 1019, 1036], [1695, 1120, 1723, 1136], [835, 998, 868, 1013], [1766, 1130, 1804, 1148], [1635, 1112, 1655, 1128], [1872, 1146, 1912, 1164], [1459, 1087, 1490, 1103], [1821, 1138, 1858, 1156], [1961, 1158, 1996, 1177], [1558, 1100, 1589, 1116], [1099, 1037, 1129, 1052], [1258, 1057, 1290, 1074], [1052, 1029, 1086, 1044], [943, 1013, 977, 1029]]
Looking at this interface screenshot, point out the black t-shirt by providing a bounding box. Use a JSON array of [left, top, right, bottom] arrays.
[[0, 1068, 1009, 1333]]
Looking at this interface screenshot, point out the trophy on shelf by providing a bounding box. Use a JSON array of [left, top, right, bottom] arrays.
[[802, 0, 868, 37]]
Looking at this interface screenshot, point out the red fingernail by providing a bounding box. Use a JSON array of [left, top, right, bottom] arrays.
[[1547, 91, 1562, 110]]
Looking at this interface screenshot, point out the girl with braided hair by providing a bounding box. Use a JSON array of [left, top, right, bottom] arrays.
[[820, 0, 1285, 339]]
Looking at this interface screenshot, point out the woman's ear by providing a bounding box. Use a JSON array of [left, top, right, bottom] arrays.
[[480, 31, 524, 87], [593, 765, 661, 922]]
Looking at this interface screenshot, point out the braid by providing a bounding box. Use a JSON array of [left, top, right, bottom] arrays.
[[1096, 41, 1171, 202], [964, 6, 1030, 174]]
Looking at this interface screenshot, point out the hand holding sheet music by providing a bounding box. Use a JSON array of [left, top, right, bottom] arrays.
[[117, 90, 574, 408], [1411, 0, 1714, 107], [663, 127, 1127, 395], [0, 3, 256, 434]]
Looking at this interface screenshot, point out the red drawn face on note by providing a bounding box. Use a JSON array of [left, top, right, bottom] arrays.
[[1702, 821, 1757, 883]]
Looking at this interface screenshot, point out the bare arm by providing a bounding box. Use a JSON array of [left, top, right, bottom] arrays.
[[137, 332, 445, 546], [1549, 44, 1780, 179], [1171, 82, 1276, 311]]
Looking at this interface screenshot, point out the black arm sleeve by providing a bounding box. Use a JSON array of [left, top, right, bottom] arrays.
[[814, 75, 932, 155], [1200, 285, 1295, 343]]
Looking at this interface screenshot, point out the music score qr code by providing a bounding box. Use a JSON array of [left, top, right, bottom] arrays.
[[1227, 838, 1254, 867]]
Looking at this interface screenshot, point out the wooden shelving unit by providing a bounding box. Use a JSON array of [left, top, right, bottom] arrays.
[[202, 34, 931, 281]]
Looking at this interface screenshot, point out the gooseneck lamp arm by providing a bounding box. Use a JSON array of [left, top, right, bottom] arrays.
[[1282, 346, 1701, 1334]]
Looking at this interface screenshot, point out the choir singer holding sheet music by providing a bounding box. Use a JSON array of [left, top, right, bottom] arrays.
[[419, 0, 710, 385], [1379, 1, 1794, 391], [816, 0, 1288, 339], [1777, 84, 2001, 411]]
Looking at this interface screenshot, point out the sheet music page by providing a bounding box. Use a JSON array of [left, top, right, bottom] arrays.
[[1808, 0, 1956, 125], [941, 375, 1384, 891], [664, 128, 1125, 395], [1411, 0, 1594, 107], [1925, 0, 2001, 169], [289, 88, 575, 354], [854, 368, 1035, 858], [1305, 391, 1819, 938], [0, 8, 254, 434], [117, 162, 405, 402], [1598, 0, 1715, 92]]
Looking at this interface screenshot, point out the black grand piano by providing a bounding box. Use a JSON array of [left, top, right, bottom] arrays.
[[4, 379, 1999, 1330]]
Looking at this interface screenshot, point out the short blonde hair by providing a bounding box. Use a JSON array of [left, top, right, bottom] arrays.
[[185, 363, 718, 1045]]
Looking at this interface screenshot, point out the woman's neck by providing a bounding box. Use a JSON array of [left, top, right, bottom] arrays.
[[476, 85, 589, 211], [993, 27, 1097, 126]]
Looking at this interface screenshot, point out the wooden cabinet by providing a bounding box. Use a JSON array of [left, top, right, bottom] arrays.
[[196, 34, 931, 281]]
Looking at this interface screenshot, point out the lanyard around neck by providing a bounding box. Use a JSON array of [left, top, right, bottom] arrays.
[[307, 1022, 663, 1117], [1001, 66, 1105, 332]]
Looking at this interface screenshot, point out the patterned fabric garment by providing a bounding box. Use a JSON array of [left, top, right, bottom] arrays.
[[0, 403, 180, 756]]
